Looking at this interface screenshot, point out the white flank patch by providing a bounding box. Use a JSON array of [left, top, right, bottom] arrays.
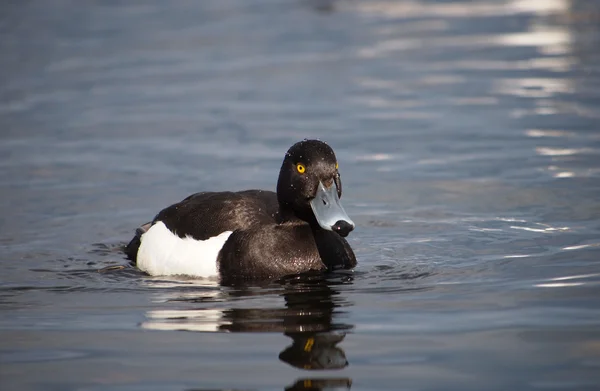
[[137, 221, 232, 278]]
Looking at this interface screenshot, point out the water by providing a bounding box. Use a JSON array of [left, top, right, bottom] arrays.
[[1, 0, 600, 390]]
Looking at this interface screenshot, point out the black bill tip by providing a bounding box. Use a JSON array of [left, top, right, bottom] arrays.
[[332, 220, 354, 237]]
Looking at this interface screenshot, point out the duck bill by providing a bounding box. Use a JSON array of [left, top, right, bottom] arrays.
[[310, 181, 355, 237]]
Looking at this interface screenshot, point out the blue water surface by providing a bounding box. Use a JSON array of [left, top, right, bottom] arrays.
[[1, 1, 600, 390]]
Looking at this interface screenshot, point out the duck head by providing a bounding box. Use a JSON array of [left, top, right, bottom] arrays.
[[276, 139, 355, 237]]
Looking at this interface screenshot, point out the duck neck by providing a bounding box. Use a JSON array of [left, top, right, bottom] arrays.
[[277, 204, 300, 224], [309, 223, 356, 271], [277, 201, 316, 225], [277, 204, 356, 270]]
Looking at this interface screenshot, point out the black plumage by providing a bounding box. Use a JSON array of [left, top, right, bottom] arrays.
[[125, 139, 356, 282]]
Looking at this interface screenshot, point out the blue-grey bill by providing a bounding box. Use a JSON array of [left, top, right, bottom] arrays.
[[310, 181, 355, 232]]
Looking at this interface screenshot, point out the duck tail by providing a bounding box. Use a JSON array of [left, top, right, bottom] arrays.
[[124, 222, 152, 263]]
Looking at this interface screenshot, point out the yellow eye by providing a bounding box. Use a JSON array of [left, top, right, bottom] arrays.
[[335, 162, 339, 170], [296, 163, 306, 174]]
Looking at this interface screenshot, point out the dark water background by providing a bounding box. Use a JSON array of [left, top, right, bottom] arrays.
[[1, 1, 600, 390]]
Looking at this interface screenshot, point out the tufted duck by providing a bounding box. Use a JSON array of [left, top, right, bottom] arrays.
[[124, 139, 356, 281]]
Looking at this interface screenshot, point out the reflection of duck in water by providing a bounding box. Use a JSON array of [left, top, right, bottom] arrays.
[[146, 276, 353, 390], [188, 377, 351, 391], [285, 378, 352, 391], [143, 274, 354, 365], [220, 277, 354, 371], [280, 332, 348, 370], [218, 273, 349, 328]]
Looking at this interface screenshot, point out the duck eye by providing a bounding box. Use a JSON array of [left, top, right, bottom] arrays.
[[296, 163, 306, 174], [335, 162, 339, 170]]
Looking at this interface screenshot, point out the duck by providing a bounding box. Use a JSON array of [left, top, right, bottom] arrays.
[[124, 139, 357, 282]]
